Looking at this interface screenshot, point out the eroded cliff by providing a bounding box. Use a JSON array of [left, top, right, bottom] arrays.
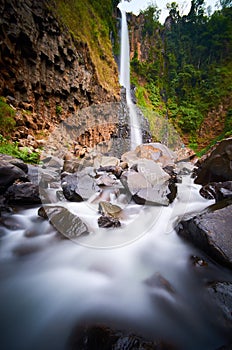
[[0, 0, 120, 139]]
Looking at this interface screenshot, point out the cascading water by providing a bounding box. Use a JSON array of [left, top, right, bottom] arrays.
[[119, 0, 142, 149]]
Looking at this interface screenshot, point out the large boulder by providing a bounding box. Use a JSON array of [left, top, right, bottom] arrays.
[[61, 168, 99, 202], [0, 154, 28, 173], [38, 205, 89, 239], [121, 143, 177, 168], [200, 181, 232, 202], [194, 138, 232, 185], [0, 160, 28, 194], [4, 183, 41, 204], [121, 159, 176, 206], [176, 200, 232, 268]]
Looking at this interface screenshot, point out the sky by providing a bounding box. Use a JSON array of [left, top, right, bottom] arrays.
[[119, 0, 219, 23]]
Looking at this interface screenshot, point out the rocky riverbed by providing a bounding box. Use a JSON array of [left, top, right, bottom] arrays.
[[0, 139, 232, 350]]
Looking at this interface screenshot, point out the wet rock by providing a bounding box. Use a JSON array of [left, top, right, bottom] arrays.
[[0, 160, 28, 194], [38, 205, 89, 239], [145, 272, 176, 294], [39, 168, 60, 188], [98, 201, 122, 218], [176, 200, 232, 268], [0, 154, 28, 173], [200, 181, 232, 202], [96, 174, 116, 187], [120, 159, 176, 206], [68, 324, 178, 350], [98, 215, 121, 228], [207, 281, 232, 332], [4, 182, 41, 204], [61, 171, 99, 202], [194, 138, 232, 185], [190, 255, 208, 267]]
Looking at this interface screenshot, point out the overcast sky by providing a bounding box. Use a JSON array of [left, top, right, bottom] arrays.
[[119, 0, 219, 23]]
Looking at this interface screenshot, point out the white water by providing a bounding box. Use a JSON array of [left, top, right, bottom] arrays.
[[119, 0, 142, 149], [0, 175, 232, 350]]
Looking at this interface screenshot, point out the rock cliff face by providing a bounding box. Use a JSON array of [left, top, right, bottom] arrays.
[[0, 0, 119, 138]]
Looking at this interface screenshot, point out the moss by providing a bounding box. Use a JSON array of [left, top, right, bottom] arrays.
[[54, 0, 119, 97], [0, 97, 16, 135]]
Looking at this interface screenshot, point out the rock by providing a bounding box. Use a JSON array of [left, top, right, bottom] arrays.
[[0, 160, 28, 193], [61, 174, 84, 202], [194, 138, 232, 185], [96, 174, 116, 186], [4, 183, 41, 204], [120, 159, 176, 206], [98, 215, 121, 228], [98, 201, 122, 218], [39, 168, 60, 188], [100, 156, 120, 167], [176, 200, 232, 268], [61, 170, 99, 202], [135, 143, 177, 167], [207, 282, 232, 332], [68, 324, 178, 350], [200, 181, 232, 202], [97, 165, 123, 179], [0, 154, 28, 173], [38, 205, 89, 239]]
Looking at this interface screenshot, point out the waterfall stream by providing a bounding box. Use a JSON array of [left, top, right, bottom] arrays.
[[119, 0, 142, 149], [0, 174, 232, 350]]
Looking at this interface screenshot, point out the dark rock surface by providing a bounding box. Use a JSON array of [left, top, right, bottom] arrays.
[[207, 281, 232, 331], [98, 215, 121, 228], [68, 324, 178, 350], [200, 181, 232, 202], [4, 182, 41, 204], [0, 160, 28, 194], [176, 200, 232, 268], [38, 205, 89, 239], [194, 138, 232, 185]]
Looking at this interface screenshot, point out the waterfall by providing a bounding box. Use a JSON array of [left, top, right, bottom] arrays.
[[119, 0, 142, 149]]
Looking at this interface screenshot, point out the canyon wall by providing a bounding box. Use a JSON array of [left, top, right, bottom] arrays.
[[0, 0, 120, 139]]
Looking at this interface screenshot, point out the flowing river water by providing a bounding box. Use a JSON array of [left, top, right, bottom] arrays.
[[0, 174, 232, 350]]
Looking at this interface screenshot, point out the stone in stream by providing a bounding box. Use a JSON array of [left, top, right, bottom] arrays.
[[0, 160, 28, 194], [98, 215, 121, 228], [176, 199, 232, 269], [61, 168, 99, 202], [200, 181, 232, 202], [194, 137, 232, 185], [98, 201, 122, 218], [207, 281, 232, 335], [120, 159, 176, 206], [4, 182, 41, 204], [38, 205, 89, 239]]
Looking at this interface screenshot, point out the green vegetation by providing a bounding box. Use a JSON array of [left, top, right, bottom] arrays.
[[131, 1, 232, 151], [54, 0, 119, 96], [0, 97, 16, 135], [0, 134, 40, 164], [56, 104, 62, 116]]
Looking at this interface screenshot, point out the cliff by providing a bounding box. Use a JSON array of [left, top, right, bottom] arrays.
[[0, 0, 120, 139]]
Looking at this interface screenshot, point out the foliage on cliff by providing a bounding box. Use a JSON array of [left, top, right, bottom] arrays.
[[54, 0, 119, 96], [131, 0, 232, 151]]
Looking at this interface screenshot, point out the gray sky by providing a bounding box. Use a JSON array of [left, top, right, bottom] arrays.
[[119, 0, 218, 23]]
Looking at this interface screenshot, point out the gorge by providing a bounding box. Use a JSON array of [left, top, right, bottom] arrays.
[[0, 1, 232, 350]]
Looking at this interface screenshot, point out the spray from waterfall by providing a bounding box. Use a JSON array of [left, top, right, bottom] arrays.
[[118, 0, 142, 149]]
